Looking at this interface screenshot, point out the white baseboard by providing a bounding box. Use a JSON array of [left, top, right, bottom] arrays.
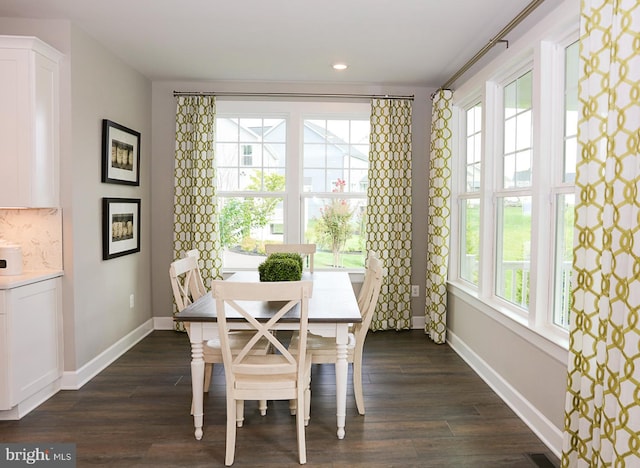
[[446, 329, 563, 459], [60, 319, 155, 390], [0, 380, 62, 420], [412, 315, 425, 330]]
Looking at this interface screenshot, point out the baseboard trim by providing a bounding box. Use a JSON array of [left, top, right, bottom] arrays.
[[0, 380, 62, 420], [447, 329, 563, 459], [60, 319, 155, 390]]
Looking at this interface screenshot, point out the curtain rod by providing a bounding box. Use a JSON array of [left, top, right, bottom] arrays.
[[173, 91, 414, 101], [433, 0, 546, 98]]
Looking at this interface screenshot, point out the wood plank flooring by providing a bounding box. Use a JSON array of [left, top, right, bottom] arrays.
[[0, 330, 559, 467]]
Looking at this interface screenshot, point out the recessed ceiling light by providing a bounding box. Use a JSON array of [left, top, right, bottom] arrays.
[[332, 63, 348, 71]]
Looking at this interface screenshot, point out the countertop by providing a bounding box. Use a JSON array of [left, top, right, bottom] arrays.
[[0, 270, 63, 289]]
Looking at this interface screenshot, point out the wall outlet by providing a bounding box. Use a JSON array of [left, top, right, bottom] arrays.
[[411, 285, 419, 297], [129, 294, 135, 308]]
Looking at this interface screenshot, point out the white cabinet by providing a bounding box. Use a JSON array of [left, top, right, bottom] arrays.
[[0, 277, 63, 418], [0, 36, 62, 208]]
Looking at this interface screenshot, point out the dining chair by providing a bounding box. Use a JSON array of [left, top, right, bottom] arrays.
[[169, 251, 270, 411], [211, 279, 313, 466], [265, 243, 316, 272], [289, 251, 384, 417]]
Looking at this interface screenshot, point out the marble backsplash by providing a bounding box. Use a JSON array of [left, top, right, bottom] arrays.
[[0, 208, 63, 270]]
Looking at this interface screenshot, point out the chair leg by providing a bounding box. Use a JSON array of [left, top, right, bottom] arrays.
[[289, 399, 297, 416], [225, 397, 237, 466], [296, 391, 307, 464], [353, 358, 365, 415], [304, 386, 311, 426], [259, 399, 267, 416], [203, 363, 213, 393], [236, 400, 244, 428]]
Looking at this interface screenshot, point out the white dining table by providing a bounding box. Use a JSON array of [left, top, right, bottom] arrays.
[[174, 270, 362, 441]]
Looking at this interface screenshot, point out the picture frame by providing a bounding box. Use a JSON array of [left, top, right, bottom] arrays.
[[102, 198, 141, 260], [102, 119, 140, 185]]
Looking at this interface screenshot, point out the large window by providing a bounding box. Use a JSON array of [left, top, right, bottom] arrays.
[[460, 102, 482, 285], [552, 40, 579, 329], [215, 101, 370, 271], [302, 118, 369, 269], [496, 70, 533, 310], [451, 33, 579, 344]]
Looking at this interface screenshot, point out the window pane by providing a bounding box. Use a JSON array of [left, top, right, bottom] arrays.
[[303, 196, 366, 268], [219, 196, 284, 269], [216, 117, 286, 193], [460, 198, 480, 284], [495, 196, 532, 309], [465, 103, 482, 193], [553, 194, 574, 329], [303, 118, 370, 195], [503, 71, 533, 189], [564, 41, 579, 183]]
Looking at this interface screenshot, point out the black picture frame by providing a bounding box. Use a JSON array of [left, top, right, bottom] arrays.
[[102, 198, 141, 260], [102, 119, 140, 185]]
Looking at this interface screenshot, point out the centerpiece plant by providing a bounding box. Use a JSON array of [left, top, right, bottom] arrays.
[[258, 253, 303, 282]]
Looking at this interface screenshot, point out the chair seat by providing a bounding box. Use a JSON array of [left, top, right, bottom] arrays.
[[205, 331, 271, 355], [290, 332, 356, 360]]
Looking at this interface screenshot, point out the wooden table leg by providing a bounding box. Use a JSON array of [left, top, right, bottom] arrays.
[[190, 340, 205, 440], [335, 325, 348, 439]]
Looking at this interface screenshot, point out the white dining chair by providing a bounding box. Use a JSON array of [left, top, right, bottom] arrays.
[[265, 243, 316, 272], [211, 279, 313, 466], [169, 251, 270, 413], [289, 251, 384, 417]]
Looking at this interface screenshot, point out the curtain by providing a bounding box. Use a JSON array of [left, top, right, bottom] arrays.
[[366, 98, 413, 331], [173, 96, 223, 331], [562, 1, 640, 466], [424, 90, 453, 344]]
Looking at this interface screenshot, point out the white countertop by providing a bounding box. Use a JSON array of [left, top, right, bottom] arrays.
[[0, 270, 63, 289]]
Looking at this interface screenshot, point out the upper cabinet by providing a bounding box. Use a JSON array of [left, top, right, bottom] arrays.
[[0, 36, 62, 208]]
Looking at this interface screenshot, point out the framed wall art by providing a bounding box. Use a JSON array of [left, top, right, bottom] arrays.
[[102, 119, 141, 185], [102, 197, 141, 260]]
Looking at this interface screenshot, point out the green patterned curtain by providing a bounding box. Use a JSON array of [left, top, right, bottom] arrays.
[[424, 90, 453, 344], [562, 1, 640, 466], [366, 98, 413, 331], [173, 96, 223, 330]]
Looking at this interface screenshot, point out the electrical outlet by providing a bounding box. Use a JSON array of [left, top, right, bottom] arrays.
[[129, 294, 135, 308], [411, 285, 419, 297]]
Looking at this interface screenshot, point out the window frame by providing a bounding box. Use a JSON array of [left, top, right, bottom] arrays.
[[215, 99, 371, 272], [449, 26, 579, 352]]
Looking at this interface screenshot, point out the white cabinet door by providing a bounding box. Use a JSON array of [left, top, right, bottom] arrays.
[[0, 299, 8, 409], [0, 278, 63, 410], [0, 36, 62, 208]]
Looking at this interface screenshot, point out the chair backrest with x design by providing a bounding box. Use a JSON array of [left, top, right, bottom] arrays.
[[211, 280, 313, 378], [211, 279, 313, 465], [169, 255, 207, 312]]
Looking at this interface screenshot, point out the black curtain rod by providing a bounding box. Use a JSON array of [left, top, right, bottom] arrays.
[[173, 91, 414, 101]]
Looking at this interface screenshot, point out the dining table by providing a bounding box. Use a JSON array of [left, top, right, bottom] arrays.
[[174, 270, 362, 441]]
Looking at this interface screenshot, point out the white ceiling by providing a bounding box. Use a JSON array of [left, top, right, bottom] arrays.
[[0, 0, 560, 87]]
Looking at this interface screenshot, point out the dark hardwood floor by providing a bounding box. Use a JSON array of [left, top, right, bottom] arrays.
[[0, 330, 559, 467]]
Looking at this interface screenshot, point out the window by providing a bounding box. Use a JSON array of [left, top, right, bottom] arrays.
[[451, 30, 579, 345], [496, 70, 533, 310], [302, 118, 369, 269], [460, 102, 482, 285], [215, 101, 370, 271], [552, 40, 579, 329]]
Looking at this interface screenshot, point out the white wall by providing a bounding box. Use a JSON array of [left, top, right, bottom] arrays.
[[0, 18, 153, 374], [150, 81, 434, 323]]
